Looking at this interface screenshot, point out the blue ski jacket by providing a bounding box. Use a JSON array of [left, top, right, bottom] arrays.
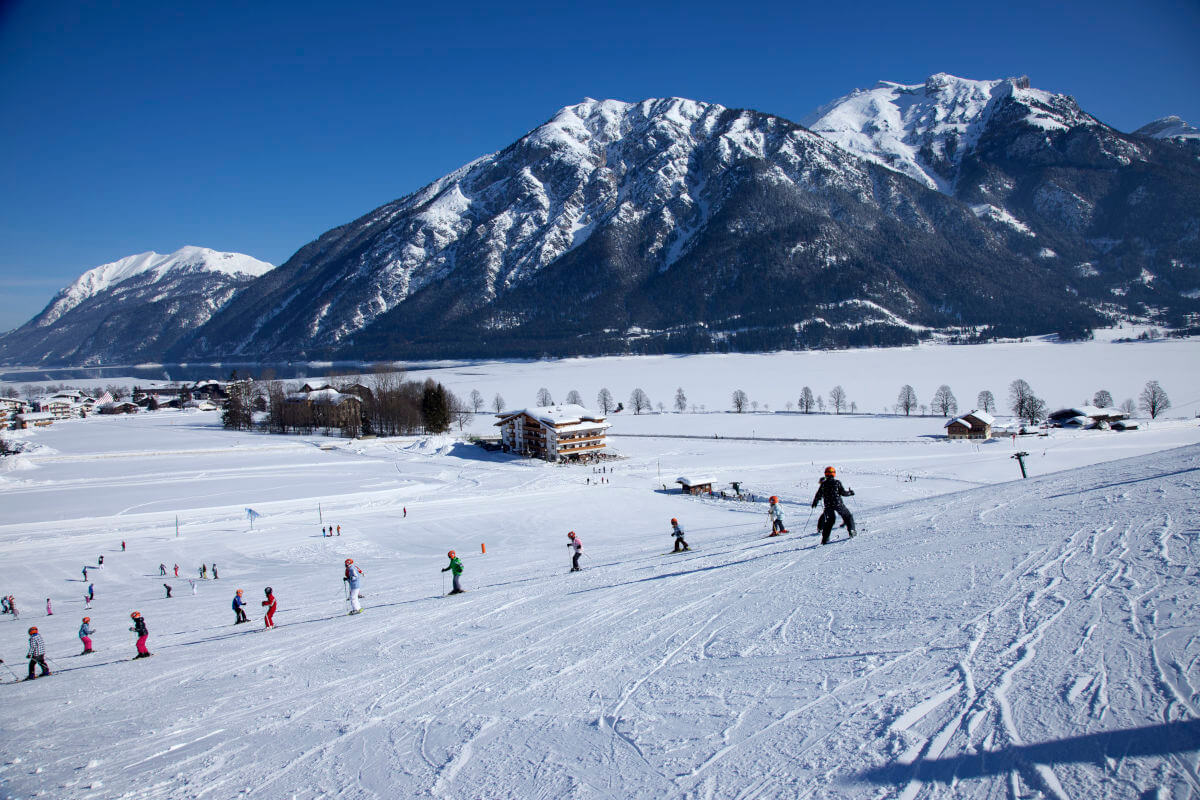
[[79, 622, 93, 639]]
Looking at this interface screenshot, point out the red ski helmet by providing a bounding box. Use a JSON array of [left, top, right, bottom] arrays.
[[825, 466, 836, 477], [769, 495, 778, 503], [670, 518, 678, 524], [130, 611, 141, 619], [447, 550, 456, 558], [82, 616, 90, 623], [345, 558, 353, 565], [567, 531, 576, 539], [28, 626, 38, 635]]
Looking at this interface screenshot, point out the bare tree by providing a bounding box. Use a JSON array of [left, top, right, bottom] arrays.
[[931, 385, 958, 417], [976, 390, 995, 413], [896, 385, 918, 416], [492, 393, 505, 414], [565, 389, 583, 405], [850, 401, 857, 413], [785, 400, 794, 412], [656, 401, 666, 413], [469, 389, 484, 413], [674, 387, 687, 412], [597, 388, 614, 414], [630, 388, 651, 415], [1119, 398, 1136, 416], [829, 385, 847, 414], [817, 396, 825, 413], [536, 387, 553, 406], [799, 387, 814, 414], [731, 389, 748, 413], [452, 395, 474, 431], [1092, 389, 1113, 409], [1139, 380, 1170, 419], [751, 400, 759, 412], [918, 404, 927, 416], [1008, 379, 1046, 423]]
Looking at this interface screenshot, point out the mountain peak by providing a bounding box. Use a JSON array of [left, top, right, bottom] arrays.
[[37, 247, 274, 328], [1134, 115, 1200, 140], [802, 73, 1092, 193]]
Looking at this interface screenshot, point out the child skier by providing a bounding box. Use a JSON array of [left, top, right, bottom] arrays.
[[811, 466, 856, 544], [82, 566, 88, 581], [8, 596, 18, 619], [200, 564, 207, 579], [567, 531, 583, 572], [159, 563, 166, 576], [129, 611, 151, 658], [79, 617, 94, 654], [87, 583, 95, 602], [163, 584, 172, 598], [127, 614, 150, 657], [670, 518, 690, 552], [343, 559, 364, 614], [767, 496, 787, 536], [2, 596, 9, 614], [45, 598, 53, 615], [121, 541, 125, 551], [98, 555, 104, 567], [232, 589, 249, 624], [212, 564, 219, 580], [173, 564, 179, 577], [261, 587, 277, 628], [441, 551, 464, 594], [25, 626, 50, 680]]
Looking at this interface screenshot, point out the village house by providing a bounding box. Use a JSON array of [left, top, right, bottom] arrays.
[[495, 404, 610, 462], [284, 387, 363, 431], [1047, 405, 1127, 429], [676, 476, 716, 495], [14, 411, 55, 429], [98, 401, 140, 415], [35, 397, 76, 420], [944, 410, 995, 440]]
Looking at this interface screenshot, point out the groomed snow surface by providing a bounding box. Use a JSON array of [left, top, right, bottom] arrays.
[[2, 400, 1199, 798]]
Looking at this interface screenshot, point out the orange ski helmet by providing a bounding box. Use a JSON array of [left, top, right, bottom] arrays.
[[345, 558, 353, 565], [236, 589, 243, 596], [28, 626, 38, 635], [769, 495, 778, 503], [130, 611, 141, 619], [447, 550, 456, 558], [824, 466, 836, 477], [670, 518, 678, 524], [567, 531, 576, 539], [82, 617, 90, 623]]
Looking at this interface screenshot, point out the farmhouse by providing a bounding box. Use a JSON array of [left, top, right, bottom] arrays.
[[98, 402, 140, 415], [944, 410, 995, 440], [676, 476, 716, 495], [495, 404, 610, 462], [1047, 405, 1127, 428]]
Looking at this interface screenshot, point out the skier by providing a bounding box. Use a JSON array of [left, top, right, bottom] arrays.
[[441, 551, 464, 594], [129, 611, 151, 658], [83, 594, 92, 610], [45, 598, 53, 615], [159, 563, 166, 576], [8, 597, 18, 619], [336, 525, 341, 536], [321, 526, 327, 537], [261, 587, 277, 628], [189, 579, 196, 596], [163, 584, 173, 598], [670, 518, 690, 552], [212, 564, 219, 580], [173, 564, 179, 577], [98, 555, 104, 567], [82, 566, 88, 581], [200, 564, 207, 579], [25, 626, 51, 680], [87, 583, 95, 602], [343, 559, 364, 614], [79, 617, 95, 654], [232, 590, 249, 624], [811, 466, 856, 544], [121, 541, 125, 552], [567, 531, 583, 572], [1, 596, 9, 614], [767, 496, 787, 536], [403, 507, 407, 518]]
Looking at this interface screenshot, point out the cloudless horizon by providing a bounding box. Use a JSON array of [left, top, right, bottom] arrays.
[[1, 0, 1197, 331]]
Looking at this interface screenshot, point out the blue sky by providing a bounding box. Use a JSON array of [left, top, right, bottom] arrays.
[[1, 0, 1197, 331]]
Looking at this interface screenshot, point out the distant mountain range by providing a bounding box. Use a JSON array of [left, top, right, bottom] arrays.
[[3, 75, 1197, 365]]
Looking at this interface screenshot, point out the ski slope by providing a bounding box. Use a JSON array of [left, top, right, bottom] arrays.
[[1, 411, 1199, 799]]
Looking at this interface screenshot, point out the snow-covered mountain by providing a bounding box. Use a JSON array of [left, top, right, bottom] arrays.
[[0, 247, 273, 365], [801, 73, 1096, 193], [1134, 115, 1200, 140], [178, 97, 1100, 361], [803, 74, 1200, 328]]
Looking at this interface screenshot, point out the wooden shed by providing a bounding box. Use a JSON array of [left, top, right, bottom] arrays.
[[676, 476, 716, 495]]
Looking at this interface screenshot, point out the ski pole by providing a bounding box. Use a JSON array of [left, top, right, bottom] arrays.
[[803, 506, 815, 533], [442, 572, 446, 596], [1, 662, 20, 682]]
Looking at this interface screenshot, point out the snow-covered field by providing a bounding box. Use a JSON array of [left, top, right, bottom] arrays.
[[2, 342, 1199, 799]]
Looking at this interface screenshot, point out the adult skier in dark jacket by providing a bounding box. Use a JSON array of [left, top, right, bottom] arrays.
[[811, 466, 856, 544]]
